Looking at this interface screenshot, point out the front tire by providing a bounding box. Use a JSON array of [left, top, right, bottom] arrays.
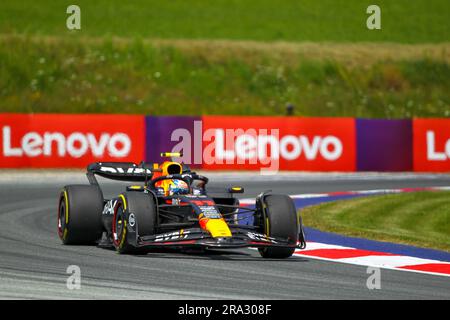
[[112, 192, 157, 254], [58, 185, 104, 245], [258, 194, 298, 259]]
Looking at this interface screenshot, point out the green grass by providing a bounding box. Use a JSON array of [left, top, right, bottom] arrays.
[[301, 191, 450, 252], [0, 1, 448, 117], [0, 36, 449, 117], [0, 0, 449, 43]]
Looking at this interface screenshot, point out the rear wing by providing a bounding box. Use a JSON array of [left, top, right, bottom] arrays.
[[86, 161, 192, 185], [86, 162, 159, 184]]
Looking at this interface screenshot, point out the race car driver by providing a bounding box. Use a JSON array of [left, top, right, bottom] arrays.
[[153, 161, 190, 196]]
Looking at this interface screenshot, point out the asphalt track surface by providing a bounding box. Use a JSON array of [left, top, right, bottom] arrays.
[[0, 171, 450, 299]]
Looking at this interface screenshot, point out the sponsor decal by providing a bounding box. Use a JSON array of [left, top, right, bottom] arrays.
[[191, 199, 215, 206], [154, 230, 190, 242], [0, 113, 144, 168], [199, 206, 221, 218], [247, 232, 277, 243], [413, 119, 450, 172], [102, 200, 117, 215], [185, 193, 206, 198], [128, 213, 136, 227], [99, 166, 152, 175]]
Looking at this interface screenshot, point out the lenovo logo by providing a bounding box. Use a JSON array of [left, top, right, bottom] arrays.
[[426, 131, 450, 161], [206, 129, 343, 163], [2, 126, 131, 158]]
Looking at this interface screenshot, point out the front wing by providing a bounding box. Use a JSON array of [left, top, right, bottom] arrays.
[[134, 228, 301, 250]]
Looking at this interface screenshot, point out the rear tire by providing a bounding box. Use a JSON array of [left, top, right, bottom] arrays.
[[258, 194, 298, 259], [58, 185, 104, 245], [113, 192, 156, 254]]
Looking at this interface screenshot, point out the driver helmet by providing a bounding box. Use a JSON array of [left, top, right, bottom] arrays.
[[167, 179, 189, 196]]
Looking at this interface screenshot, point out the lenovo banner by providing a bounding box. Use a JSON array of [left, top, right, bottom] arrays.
[[0, 113, 145, 168], [3, 113, 449, 172], [413, 118, 450, 172], [201, 116, 356, 172]]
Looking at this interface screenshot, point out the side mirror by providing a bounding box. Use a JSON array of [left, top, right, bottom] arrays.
[[161, 152, 183, 158], [228, 186, 244, 194]]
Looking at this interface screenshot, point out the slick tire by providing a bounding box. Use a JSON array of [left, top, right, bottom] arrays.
[[58, 185, 104, 245], [113, 192, 156, 254], [258, 194, 298, 259]]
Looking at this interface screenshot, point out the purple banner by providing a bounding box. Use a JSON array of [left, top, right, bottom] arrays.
[[145, 116, 202, 167], [356, 119, 412, 171]]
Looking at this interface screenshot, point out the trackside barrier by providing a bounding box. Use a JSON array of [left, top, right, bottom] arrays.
[[1, 113, 449, 172], [0, 113, 145, 168], [413, 119, 450, 172]]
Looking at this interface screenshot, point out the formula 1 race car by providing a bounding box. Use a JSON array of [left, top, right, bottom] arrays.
[[57, 153, 306, 258]]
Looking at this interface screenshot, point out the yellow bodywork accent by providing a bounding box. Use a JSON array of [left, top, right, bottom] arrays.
[[119, 194, 127, 210], [129, 186, 142, 190], [160, 161, 182, 176], [119, 220, 127, 248], [265, 217, 270, 236], [64, 190, 69, 224], [161, 152, 182, 158], [205, 219, 232, 238]]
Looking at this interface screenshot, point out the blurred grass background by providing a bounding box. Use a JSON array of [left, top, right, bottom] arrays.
[[1, 0, 449, 43], [0, 0, 449, 117]]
